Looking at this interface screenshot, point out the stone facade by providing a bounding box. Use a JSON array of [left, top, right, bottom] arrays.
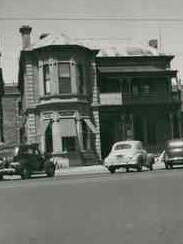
[[18, 26, 100, 167]]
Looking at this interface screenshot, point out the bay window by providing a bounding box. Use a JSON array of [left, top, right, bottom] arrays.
[[58, 62, 71, 94]]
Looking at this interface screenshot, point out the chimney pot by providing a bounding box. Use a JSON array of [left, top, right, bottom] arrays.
[[149, 39, 158, 49], [19, 25, 32, 50]]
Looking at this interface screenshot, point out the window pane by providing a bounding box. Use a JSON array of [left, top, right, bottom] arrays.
[[58, 63, 70, 77], [78, 64, 84, 94], [43, 64, 50, 80], [43, 64, 50, 95], [46, 80, 51, 94], [59, 78, 71, 93]]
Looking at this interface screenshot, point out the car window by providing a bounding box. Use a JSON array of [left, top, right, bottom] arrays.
[[114, 144, 132, 150]]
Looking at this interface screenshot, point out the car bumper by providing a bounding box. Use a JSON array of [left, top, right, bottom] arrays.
[[165, 157, 183, 165], [104, 160, 137, 168]]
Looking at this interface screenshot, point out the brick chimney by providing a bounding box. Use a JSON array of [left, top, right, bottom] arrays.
[[19, 25, 32, 50], [149, 39, 158, 49]]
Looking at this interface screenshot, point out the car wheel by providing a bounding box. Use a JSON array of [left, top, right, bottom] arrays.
[[148, 157, 154, 171], [45, 160, 55, 177], [46, 166, 55, 177], [109, 166, 116, 174], [165, 162, 169, 170], [137, 157, 143, 172], [0, 174, 3, 181], [126, 167, 129, 172], [170, 164, 173, 169], [21, 167, 31, 180], [149, 164, 153, 171]]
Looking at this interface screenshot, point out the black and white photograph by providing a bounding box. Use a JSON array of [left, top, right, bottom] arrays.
[[0, 0, 183, 243]]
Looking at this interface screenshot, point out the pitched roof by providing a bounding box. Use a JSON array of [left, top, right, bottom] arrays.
[[32, 33, 159, 57]]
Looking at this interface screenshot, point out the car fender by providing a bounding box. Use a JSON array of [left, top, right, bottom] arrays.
[[146, 153, 155, 165], [130, 153, 143, 164]]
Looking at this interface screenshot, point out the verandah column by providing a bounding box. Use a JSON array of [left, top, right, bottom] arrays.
[[52, 114, 62, 154], [75, 112, 84, 151], [91, 60, 101, 160]]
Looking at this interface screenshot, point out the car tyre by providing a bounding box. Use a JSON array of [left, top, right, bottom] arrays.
[[21, 167, 31, 180], [137, 157, 143, 172], [148, 156, 154, 171], [109, 166, 116, 174], [45, 161, 55, 177], [149, 164, 153, 171], [0, 174, 3, 181], [170, 164, 173, 169], [126, 167, 129, 172], [165, 162, 169, 170], [46, 166, 55, 177]]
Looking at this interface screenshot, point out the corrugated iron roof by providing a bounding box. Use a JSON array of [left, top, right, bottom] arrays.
[[32, 34, 159, 57]]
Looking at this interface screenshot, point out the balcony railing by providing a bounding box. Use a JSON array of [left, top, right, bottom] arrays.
[[100, 93, 122, 105], [100, 91, 180, 106], [122, 91, 180, 105]]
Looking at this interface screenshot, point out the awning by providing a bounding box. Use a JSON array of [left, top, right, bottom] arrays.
[[60, 118, 77, 137], [83, 118, 97, 134]]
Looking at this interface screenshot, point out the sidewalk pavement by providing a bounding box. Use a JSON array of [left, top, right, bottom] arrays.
[[55, 160, 165, 177], [55, 165, 109, 177]]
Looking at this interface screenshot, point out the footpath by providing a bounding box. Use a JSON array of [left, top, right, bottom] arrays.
[[55, 159, 165, 177], [3, 159, 165, 180], [55, 164, 108, 177]]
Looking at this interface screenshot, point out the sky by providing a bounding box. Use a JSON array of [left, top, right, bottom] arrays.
[[1, 0, 183, 83]]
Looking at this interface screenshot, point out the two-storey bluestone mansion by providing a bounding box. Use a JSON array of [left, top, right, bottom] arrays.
[[18, 26, 181, 166]]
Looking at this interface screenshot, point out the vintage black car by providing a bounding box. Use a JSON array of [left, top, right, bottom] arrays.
[[164, 139, 183, 169], [0, 144, 55, 180]]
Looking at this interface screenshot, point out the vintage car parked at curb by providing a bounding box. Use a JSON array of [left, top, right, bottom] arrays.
[[163, 139, 183, 169], [0, 144, 56, 180], [104, 140, 155, 173]]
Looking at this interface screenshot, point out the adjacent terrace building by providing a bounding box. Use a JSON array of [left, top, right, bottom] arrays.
[[2, 83, 20, 157], [96, 49, 181, 158], [18, 26, 181, 165]]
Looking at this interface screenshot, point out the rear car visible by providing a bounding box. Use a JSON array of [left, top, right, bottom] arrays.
[[164, 139, 183, 169], [104, 140, 154, 173]]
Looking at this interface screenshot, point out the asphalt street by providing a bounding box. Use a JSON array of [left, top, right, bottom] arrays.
[[0, 167, 183, 244]]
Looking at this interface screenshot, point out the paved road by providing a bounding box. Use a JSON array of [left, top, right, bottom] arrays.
[[1, 168, 183, 244]]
